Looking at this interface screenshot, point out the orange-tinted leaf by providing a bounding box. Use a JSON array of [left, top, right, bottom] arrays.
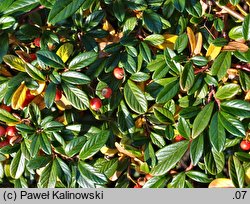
[[30, 81, 46, 96], [222, 41, 249, 52], [154, 34, 178, 50], [208, 178, 235, 188], [187, 27, 196, 55], [194, 32, 203, 55]]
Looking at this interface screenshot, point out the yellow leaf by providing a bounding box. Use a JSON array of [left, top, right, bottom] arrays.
[[208, 178, 235, 188], [55, 95, 72, 111], [187, 27, 196, 55], [206, 44, 222, 60], [154, 34, 178, 50], [56, 43, 74, 63], [245, 90, 250, 101], [103, 19, 116, 35], [100, 146, 118, 157], [11, 82, 27, 110], [30, 81, 46, 95], [194, 32, 203, 55]]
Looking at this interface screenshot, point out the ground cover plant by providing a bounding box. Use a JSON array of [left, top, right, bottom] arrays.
[[0, 0, 250, 188]]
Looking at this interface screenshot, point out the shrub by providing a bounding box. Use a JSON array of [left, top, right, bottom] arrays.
[[0, 0, 249, 188]]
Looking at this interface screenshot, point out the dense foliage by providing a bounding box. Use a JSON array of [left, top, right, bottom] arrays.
[[0, 0, 250, 188]]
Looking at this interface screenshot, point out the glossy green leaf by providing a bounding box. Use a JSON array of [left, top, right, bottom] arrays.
[[36, 50, 64, 69], [177, 117, 191, 139], [220, 100, 250, 118], [209, 112, 226, 152], [211, 52, 231, 80], [215, 84, 240, 100], [170, 172, 186, 188], [0, 108, 19, 123], [218, 111, 245, 137], [153, 106, 174, 124], [0, 16, 15, 30], [62, 82, 89, 110], [79, 130, 109, 160], [192, 102, 214, 139], [65, 137, 86, 157], [3, 55, 27, 72], [174, 33, 188, 53], [204, 148, 225, 175], [242, 14, 250, 41], [44, 82, 56, 109], [3, 0, 39, 15], [39, 133, 52, 155], [190, 134, 204, 166], [143, 9, 162, 33], [143, 176, 168, 188], [156, 79, 179, 104], [27, 156, 52, 170], [38, 160, 57, 188], [124, 80, 147, 114], [229, 156, 244, 188], [10, 150, 25, 179], [144, 34, 165, 46], [151, 140, 189, 176], [61, 71, 91, 85], [25, 63, 45, 81], [186, 171, 212, 183], [68, 51, 98, 70], [180, 62, 195, 92]]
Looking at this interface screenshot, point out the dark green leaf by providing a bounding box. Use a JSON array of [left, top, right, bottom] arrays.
[[211, 52, 231, 80], [68, 51, 98, 70], [220, 100, 250, 118], [229, 156, 244, 188], [0, 108, 19, 123], [186, 171, 212, 183], [242, 14, 250, 41], [61, 71, 91, 85], [10, 150, 25, 179], [27, 156, 52, 169], [190, 134, 204, 166], [143, 9, 162, 33], [38, 160, 57, 188], [180, 62, 195, 92], [44, 82, 56, 109], [36, 50, 64, 69]]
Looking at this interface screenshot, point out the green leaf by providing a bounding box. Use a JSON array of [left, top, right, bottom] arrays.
[[209, 112, 226, 152], [153, 106, 174, 124], [192, 102, 214, 139], [218, 111, 245, 137], [36, 50, 64, 69], [43, 121, 64, 132], [242, 14, 250, 41], [68, 51, 98, 70], [139, 42, 152, 63], [27, 156, 52, 170], [239, 71, 250, 91], [229, 156, 244, 188], [204, 148, 225, 175], [94, 158, 118, 178], [143, 9, 162, 33], [177, 117, 191, 139], [39, 133, 52, 155], [65, 137, 86, 157], [170, 172, 186, 188], [62, 82, 89, 110], [215, 84, 240, 100], [151, 140, 189, 176], [229, 26, 243, 40], [156, 79, 179, 104], [124, 80, 147, 114], [38, 160, 57, 188], [44, 82, 56, 109], [123, 17, 137, 34], [180, 62, 195, 92], [130, 72, 150, 82], [10, 150, 25, 179], [55, 157, 71, 186], [3, 0, 40, 15], [191, 56, 208, 66], [56, 42, 74, 63], [25, 63, 46, 81], [234, 152, 250, 162], [79, 130, 109, 160], [143, 176, 168, 188], [150, 132, 166, 148], [174, 33, 188, 53], [186, 171, 212, 183], [78, 161, 107, 185], [211, 52, 231, 80], [220, 100, 250, 118], [48, 0, 86, 24], [3, 54, 27, 72], [16, 124, 35, 134], [61, 71, 91, 85], [0, 16, 15, 30], [173, 0, 185, 12], [113, 0, 125, 22], [0, 108, 19, 123], [144, 34, 165, 46], [0, 33, 9, 63], [190, 134, 204, 166]]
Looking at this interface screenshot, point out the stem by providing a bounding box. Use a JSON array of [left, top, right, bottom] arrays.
[[214, 1, 244, 21], [232, 63, 250, 73]]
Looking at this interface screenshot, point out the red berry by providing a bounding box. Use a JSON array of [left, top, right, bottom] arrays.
[[0, 126, 6, 137], [55, 89, 62, 101], [6, 126, 17, 137], [34, 37, 41, 47], [240, 140, 250, 151], [29, 53, 37, 61], [90, 98, 102, 111], [174, 135, 186, 142], [113, 67, 124, 80], [0, 104, 12, 112], [26, 90, 35, 101], [133, 184, 142, 188], [101, 87, 112, 98], [0, 140, 9, 148]]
